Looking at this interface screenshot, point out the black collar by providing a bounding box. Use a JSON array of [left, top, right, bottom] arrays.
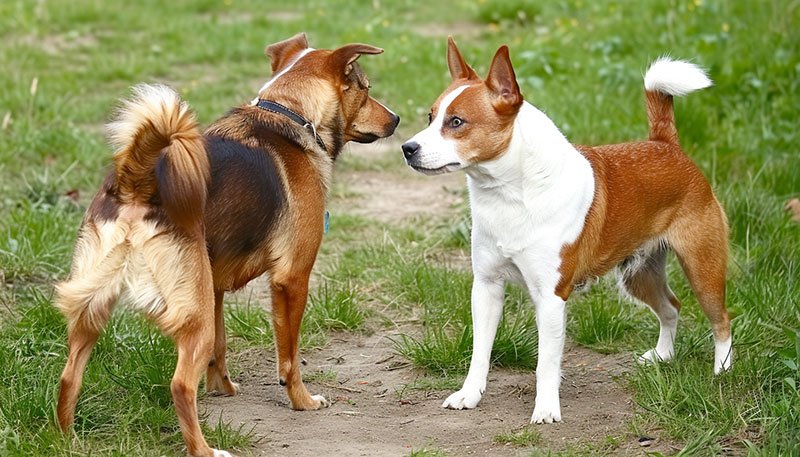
[[254, 99, 326, 151]]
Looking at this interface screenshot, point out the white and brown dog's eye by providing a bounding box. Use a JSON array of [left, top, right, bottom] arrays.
[[449, 116, 464, 128]]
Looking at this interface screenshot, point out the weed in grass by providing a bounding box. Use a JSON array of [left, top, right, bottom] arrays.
[[0, 198, 81, 283], [303, 368, 338, 384], [225, 299, 275, 349], [306, 282, 369, 333], [493, 426, 542, 447], [567, 282, 640, 354]]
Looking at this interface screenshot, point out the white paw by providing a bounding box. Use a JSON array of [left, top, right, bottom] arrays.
[[441, 387, 483, 410], [638, 348, 671, 365], [312, 394, 331, 408], [213, 449, 233, 457], [530, 398, 561, 424], [714, 337, 732, 374]]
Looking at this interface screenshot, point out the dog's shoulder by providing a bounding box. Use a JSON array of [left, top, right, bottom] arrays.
[[205, 106, 307, 152]]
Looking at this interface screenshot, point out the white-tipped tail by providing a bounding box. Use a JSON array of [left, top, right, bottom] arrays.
[[106, 84, 190, 150], [105, 83, 208, 230], [644, 57, 712, 97]]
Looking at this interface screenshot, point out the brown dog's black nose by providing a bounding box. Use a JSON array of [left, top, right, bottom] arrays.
[[402, 141, 420, 159], [391, 114, 400, 130]]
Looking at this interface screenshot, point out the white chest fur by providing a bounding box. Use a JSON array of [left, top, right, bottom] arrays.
[[466, 102, 595, 292]]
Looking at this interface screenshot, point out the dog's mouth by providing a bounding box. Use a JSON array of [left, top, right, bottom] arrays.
[[353, 132, 381, 143], [408, 162, 462, 176]]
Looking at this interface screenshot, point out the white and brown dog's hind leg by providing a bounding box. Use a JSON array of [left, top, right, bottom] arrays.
[[55, 226, 127, 431], [205, 289, 239, 396], [668, 204, 732, 374], [618, 246, 681, 365]]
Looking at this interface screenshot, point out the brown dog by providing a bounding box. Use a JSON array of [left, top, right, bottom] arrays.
[[54, 33, 399, 457]]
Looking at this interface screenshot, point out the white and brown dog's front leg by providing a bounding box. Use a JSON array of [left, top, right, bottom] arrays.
[[442, 276, 504, 409], [530, 292, 566, 424]]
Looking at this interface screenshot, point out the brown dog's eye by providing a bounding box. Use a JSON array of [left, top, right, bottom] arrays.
[[427, 112, 433, 125], [450, 117, 464, 128]]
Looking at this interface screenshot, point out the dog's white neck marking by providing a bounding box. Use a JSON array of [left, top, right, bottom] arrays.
[[466, 102, 581, 193], [251, 48, 315, 105], [466, 101, 595, 257]]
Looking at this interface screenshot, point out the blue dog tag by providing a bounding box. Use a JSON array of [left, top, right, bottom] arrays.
[[324, 210, 330, 234]]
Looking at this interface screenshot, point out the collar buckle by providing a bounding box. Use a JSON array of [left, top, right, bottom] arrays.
[[255, 99, 327, 151]]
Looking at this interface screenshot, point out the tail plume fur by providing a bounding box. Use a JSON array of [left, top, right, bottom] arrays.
[[106, 84, 209, 231], [643, 57, 712, 144]]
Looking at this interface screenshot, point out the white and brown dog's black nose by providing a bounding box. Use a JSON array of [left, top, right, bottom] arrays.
[[401, 140, 420, 159]]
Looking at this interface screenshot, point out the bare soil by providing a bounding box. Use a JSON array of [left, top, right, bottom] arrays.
[[204, 144, 676, 456]]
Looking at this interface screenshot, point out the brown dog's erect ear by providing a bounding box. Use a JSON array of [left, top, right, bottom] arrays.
[[265, 32, 310, 73], [329, 43, 383, 78], [485, 45, 522, 114], [447, 36, 478, 81]]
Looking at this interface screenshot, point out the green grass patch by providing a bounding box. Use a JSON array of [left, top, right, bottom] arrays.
[[493, 426, 542, 447], [567, 282, 643, 354]]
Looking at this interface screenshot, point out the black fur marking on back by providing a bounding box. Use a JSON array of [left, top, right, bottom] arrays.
[[204, 135, 286, 261]]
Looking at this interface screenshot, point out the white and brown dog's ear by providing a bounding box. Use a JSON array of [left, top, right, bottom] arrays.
[[265, 33, 310, 73], [328, 43, 383, 78], [485, 45, 522, 114], [447, 36, 479, 82]]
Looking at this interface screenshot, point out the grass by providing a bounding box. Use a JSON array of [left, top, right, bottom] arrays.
[[0, 0, 798, 455], [493, 426, 543, 447]]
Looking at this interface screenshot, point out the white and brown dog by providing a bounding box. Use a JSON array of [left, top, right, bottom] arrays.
[[401, 37, 731, 424]]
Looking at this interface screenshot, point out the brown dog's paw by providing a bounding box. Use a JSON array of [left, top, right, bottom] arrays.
[[206, 372, 239, 396], [289, 391, 330, 410], [310, 394, 331, 409]]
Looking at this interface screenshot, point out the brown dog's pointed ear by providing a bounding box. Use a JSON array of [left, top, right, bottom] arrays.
[[265, 33, 310, 73], [329, 43, 383, 77], [485, 45, 522, 114], [447, 36, 478, 81]]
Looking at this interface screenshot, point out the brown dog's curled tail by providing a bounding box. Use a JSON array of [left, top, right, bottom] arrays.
[[106, 84, 209, 231], [643, 57, 712, 145]]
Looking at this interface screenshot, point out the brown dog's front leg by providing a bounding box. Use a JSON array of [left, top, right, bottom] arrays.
[[270, 277, 329, 410]]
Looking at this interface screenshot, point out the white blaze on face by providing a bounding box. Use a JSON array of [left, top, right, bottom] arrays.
[[406, 84, 470, 173]]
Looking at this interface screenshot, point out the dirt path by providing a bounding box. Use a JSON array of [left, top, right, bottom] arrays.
[[204, 144, 674, 456]]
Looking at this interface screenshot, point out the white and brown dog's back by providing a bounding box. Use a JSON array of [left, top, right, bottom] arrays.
[[402, 37, 730, 424]]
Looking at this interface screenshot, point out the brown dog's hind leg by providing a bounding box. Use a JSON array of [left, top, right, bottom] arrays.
[[55, 237, 125, 431], [205, 289, 239, 396], [144, 235, 229, 457], [270, 274, 329, 411], [171, 320, 218, 457], [57, 317, 106, 431]]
